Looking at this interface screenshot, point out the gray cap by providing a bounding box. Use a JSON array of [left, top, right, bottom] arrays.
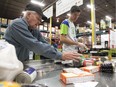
[[25, 3, 47, 20]]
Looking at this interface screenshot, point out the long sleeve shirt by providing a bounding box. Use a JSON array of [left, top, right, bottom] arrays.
[[4, 18, 62, 62]]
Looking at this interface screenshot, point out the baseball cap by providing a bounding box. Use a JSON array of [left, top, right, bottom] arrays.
[[25, 3, 47, 20]]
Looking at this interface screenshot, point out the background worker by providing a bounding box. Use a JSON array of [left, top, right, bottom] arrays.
[[60, 5, 88, 52]]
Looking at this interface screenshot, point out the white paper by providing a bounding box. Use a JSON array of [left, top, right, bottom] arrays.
[[43, 6, 53, 18], [74, 81, 98, 87], [56, 0, 83, 17]]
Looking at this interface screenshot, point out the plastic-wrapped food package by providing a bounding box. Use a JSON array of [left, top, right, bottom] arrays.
[[0, 81, 21, 87], [0, 40, 23, 81]]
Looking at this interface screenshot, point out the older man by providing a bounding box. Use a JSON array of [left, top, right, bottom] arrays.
[[4, 3, 81, 62]]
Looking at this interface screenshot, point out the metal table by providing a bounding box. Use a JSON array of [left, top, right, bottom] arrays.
[[33, 65, 116, 87]]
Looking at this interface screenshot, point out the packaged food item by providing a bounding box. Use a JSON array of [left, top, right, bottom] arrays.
[[80, 56, 86, 66], [15, 67, 37, 83], [100, 63, 114, 73], [83, 59, 94, 66], [80, 56, 94, 66], [61, 68, 94, 84], [81, 66, 100, 73], [100, 19, 106, 29], [0, 81, 21, 87]]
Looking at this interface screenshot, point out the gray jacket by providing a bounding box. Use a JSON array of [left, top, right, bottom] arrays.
[[4, 18, 62, 62]]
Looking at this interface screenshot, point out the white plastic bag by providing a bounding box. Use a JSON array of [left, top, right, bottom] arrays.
[[0, 40, 23, 81]]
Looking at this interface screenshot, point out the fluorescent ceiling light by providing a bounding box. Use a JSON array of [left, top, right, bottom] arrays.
[[106, 16, 112, 19], [105, 4, 108, 7], [87, 4, 91, 9], [22, 11, 26, 14], [87, 4, 95, 10], [87, 21, 91, 24], [31, 0, 45, 6], [67, 13, 71, 16]]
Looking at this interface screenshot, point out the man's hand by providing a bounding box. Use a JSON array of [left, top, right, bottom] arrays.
[[62, 51, 82, 60]]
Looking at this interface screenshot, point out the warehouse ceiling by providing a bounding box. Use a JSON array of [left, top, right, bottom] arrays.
[[0, 0, 115, 27]]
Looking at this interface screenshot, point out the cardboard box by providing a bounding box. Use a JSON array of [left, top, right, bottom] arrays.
[[81, 66, 100, 73], [61, 68, 95, 84]]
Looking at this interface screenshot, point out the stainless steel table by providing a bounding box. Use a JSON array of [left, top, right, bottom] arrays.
[[33, 65, 116, 87]]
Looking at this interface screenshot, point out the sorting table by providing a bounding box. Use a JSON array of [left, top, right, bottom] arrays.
[[34, 64, 116, 87]]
